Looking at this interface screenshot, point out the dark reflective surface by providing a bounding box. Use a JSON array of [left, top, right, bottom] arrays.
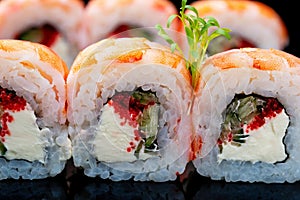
[[185, 173, 300, 200], [2, 163, 300, 200], [70, 177, 185, 200], [0, 178, 68, 200], [1, 159, 300, 200], [1, 1, 299, 200]]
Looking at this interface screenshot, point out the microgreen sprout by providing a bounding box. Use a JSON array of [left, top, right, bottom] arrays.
[[156, 0, 231, 88]]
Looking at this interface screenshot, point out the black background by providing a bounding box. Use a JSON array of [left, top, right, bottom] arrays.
[[78, 1, 300, 199], [1, 1, 300, 200]]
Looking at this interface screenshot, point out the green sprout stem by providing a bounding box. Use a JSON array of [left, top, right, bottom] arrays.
[[156, 0, 231, 88]]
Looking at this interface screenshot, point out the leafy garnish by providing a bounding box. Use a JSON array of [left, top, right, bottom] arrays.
[[156, 0, 231, 88]]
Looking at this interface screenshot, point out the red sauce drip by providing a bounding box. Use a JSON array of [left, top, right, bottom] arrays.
[[246, 98, 283, 132], [0, 88, 27, 141], [189, 136, 203, 161]]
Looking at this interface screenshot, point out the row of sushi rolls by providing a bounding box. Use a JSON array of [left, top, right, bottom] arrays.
[[0, 0, 296, 184]]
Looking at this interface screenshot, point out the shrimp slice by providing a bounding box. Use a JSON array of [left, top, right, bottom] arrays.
[[192, 47, 300, 183], [0, 0, 84, 67], [182, 1, 288, 55], [79, 0, 180, 49]]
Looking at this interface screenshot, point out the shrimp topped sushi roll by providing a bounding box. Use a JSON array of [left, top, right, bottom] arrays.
[[79, 0, 179, 49], [67, 37, 193, 182], [192, 48, 300, 183], [186, 1, 289, 55], [0, 39, 71, 180], [0, 0, 84, 67]]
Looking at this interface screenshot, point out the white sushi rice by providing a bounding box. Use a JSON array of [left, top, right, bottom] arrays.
[[68, 38, 193, 182], [0, 0, 84, 68], [70, 69, 191, 181], [192, 49, 300, 183], [79, 0, 178, 49], [190, 1, 289, 50], [0, 43, 71, 179]]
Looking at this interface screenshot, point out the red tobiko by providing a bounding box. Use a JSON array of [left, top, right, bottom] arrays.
[[0, 88, 27, 141], [106, 91, 156, 153], [246, 98, 283, 132]]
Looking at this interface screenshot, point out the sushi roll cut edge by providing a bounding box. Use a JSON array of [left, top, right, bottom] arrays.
[[67, 37, 194, 182], [0, 39, 71, 180], [191, 47, 300, 183]]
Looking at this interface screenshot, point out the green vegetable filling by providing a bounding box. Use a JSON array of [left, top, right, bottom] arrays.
[[218, 94, 285, 152], [0, 143, 6, 156], [107, 89, 160, 157], [131, 90, 160, 156]]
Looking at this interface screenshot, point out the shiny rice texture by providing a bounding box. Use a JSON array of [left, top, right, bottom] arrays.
[[68, 38, 193, 182], [192, 48, 300, 183], [0, 40, 71, 180]]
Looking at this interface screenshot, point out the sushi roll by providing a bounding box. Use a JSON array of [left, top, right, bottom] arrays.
[[192, 47, 300, 183], [79, 0, 180, 49], [67, 37, 193, 182], [0, 0, 85, 67], [0, 39, 71, 180], [185, 0, 289, 55]]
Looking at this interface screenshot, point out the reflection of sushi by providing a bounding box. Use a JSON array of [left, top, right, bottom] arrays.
[[191, 48, 300, 183], [0, 179, 67, 199], [67, 37, 193, 182], [79, 0, 179, 49], [72, 180, 185, 199], [0, 0, 84, 67], [0, 40, 71, 180], [186, 1, 289, 55], [191, 179, 300, 199]]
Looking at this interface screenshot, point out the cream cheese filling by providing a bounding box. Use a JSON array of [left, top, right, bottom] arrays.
[[4, 105, 48, 163], [218, 110, 289, 164], [93, 104, 155, 163]]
